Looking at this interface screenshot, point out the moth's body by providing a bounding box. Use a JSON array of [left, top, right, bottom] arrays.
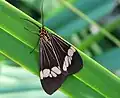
[[40, 28, 50, 42], [39, 27, 83, 94]]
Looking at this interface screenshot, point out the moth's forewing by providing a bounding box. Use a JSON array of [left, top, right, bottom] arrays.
[[40, 33, 83, 95], [67, 51, 83, 75], [51, 34, 83, 75]]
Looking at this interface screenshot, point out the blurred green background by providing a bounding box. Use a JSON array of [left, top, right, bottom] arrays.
[[0, 0, 120, 98]]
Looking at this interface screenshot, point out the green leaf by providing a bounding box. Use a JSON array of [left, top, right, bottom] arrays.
[[0, 0, 120, 98], [0, 20, 104, 98], [0, 54, 6, 62], [95, 48, 120, 71]]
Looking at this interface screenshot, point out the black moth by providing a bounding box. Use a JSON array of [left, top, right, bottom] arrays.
[[24, 20, 83, 95], [23, 0, 83, 95], [40, 28, 83, 95]]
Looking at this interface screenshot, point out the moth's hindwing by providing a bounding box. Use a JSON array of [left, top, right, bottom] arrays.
[[40, 33, 83, 95]]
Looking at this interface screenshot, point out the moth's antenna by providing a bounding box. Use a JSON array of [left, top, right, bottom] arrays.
[[41, 0, 44, 29]]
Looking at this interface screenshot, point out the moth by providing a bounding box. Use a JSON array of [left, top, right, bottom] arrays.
[[23, 0, 83, 95]]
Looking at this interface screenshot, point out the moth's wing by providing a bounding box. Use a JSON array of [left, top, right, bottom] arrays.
[[41, 73, 67, 95], [40, 33, 83, 95], [51, 34, 83, 75], [66, 49, 83, 75], [40, 37, 68, 95]]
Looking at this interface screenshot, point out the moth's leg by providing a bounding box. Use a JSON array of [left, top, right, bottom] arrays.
[[30, 38, 40, 54], [21, 18, 41, 53], [24, 27, 40, 36], [21, 18, 41, 29], [23, 26, 40, 54]]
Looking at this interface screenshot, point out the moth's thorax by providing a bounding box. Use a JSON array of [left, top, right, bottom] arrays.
[[40, 28, 50, 42]]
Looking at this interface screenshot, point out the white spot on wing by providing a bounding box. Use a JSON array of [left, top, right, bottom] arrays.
[[63, 62, 67, 71], [64, 56, 69, 67], [43, 69, 50, 78], [40, 71, 43, 79], [62, 46, 76, 71], [68, 56, 72, 65], [68, 48, 74, 56], [69, 56, 72, 60], [51, 71, 57, 77], [49, 74, 52, 78], [51, 66, 61, 75]]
